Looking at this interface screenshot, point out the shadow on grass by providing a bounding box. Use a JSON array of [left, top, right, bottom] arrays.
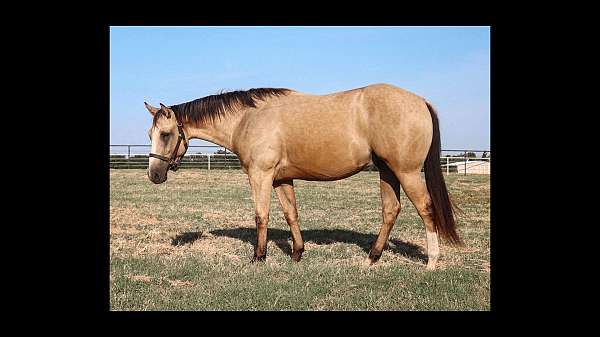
[[171, 232, 202, 246], [205, 227, 427, 263]]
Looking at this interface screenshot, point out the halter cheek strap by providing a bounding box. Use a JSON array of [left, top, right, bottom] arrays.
[[149, 115, 189, 172]]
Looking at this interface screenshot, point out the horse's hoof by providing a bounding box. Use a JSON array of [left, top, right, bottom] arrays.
[[291, 248, 304, 262], [251, 255, 266, 263], [368, 251, 381, 264]]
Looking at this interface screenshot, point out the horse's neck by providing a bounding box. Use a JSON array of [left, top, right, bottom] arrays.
[[185, 94, 290, 151], [186, 112, 244, 151]]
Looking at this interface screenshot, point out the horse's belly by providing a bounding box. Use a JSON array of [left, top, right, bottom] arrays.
[[276, 142, 372, 181], [281, 163, 368, 181]]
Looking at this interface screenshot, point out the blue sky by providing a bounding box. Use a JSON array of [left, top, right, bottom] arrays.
[[110, 27, 490, 152]]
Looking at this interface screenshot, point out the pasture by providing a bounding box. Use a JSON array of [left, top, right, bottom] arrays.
[[110, 169, 490, 310]]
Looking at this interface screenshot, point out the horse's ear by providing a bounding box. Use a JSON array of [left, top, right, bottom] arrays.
[[159, 103, 171, 118], [144, 102, 159, 116]]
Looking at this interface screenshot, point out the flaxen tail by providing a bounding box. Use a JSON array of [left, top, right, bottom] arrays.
[[423, 100, 462, 246]]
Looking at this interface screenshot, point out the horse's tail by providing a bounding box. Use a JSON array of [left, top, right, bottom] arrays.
[[423, 100, 463, 246]]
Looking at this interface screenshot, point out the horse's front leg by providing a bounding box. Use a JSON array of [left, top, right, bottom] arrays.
[[274, 179, 304, 262], [248, 168, 275, 262]]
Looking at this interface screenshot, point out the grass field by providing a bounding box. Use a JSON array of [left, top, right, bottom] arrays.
[[110, 169, 490, 310]]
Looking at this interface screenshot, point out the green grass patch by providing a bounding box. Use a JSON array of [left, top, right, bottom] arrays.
[[110, 170, 490, 310]]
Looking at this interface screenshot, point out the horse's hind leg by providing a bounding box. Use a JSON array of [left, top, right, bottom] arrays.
[[394, 170, 440, 270], [274, 179, 305, 261], [368, 158, 402, 264]]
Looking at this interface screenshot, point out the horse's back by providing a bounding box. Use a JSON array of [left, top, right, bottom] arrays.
[[238, 83, 433, 180], [268, 89, 372, 180]]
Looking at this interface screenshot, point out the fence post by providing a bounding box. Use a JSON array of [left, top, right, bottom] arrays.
[[127, 145, 131, 159], [446, 156, 449, 175], [465, 154, 468, 176], [208, 154, 211, 171]]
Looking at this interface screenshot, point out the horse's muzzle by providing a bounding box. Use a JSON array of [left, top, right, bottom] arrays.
[[148, 169, 167, 184]]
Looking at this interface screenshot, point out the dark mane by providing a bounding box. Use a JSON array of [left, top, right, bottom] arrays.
[[157, 88, 292, 127]]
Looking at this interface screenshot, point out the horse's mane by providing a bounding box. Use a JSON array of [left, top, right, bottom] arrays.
[[156, 88, 292, 127]]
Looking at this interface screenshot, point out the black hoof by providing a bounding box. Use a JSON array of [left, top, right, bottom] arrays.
[[368, 251, 381, 264], [291, 248, 304, 262], [251, 255, 266, 263]]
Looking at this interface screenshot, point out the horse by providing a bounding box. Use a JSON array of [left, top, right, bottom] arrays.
[[144, 83, 461, 270]]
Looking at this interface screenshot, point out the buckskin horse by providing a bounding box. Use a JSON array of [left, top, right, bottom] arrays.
[[145, 83, 461, 270]]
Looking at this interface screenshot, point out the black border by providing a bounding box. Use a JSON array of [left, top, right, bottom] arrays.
[[61, 11, 508, 321]]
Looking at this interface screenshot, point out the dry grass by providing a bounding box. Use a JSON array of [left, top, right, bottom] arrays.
[[110, 169, 490, 310]]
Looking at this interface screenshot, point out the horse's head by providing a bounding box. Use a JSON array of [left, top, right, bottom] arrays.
[[145, 102, 188, 184]]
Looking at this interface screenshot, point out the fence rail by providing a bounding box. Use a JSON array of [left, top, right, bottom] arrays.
[[110, 145, 490, 174]]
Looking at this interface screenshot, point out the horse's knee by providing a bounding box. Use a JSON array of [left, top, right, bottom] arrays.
[[255, 213, 269, 228], [284, 211, 298, 224], [418, 199, 433, 216], [383, 202, 400, 221], [415, 200, 438, 231]]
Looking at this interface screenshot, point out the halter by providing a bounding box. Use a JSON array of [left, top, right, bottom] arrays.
[[148, 114, 189, 172]]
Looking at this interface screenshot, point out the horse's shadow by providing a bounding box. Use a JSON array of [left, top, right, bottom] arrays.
[[171, 231, 202, 246], [172, 227, 427, 263]]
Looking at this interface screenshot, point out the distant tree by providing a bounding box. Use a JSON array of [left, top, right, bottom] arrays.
[[215, 149, 228, 154], [452, 152, 476, 158], [482, 151, 488, 158]]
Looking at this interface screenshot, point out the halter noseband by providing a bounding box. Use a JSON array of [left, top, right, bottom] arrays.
[[148, 114, 189, 172]]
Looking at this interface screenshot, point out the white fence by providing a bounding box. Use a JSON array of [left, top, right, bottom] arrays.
[[440, 157, 490, 175], [110, 145, 490, 174]]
